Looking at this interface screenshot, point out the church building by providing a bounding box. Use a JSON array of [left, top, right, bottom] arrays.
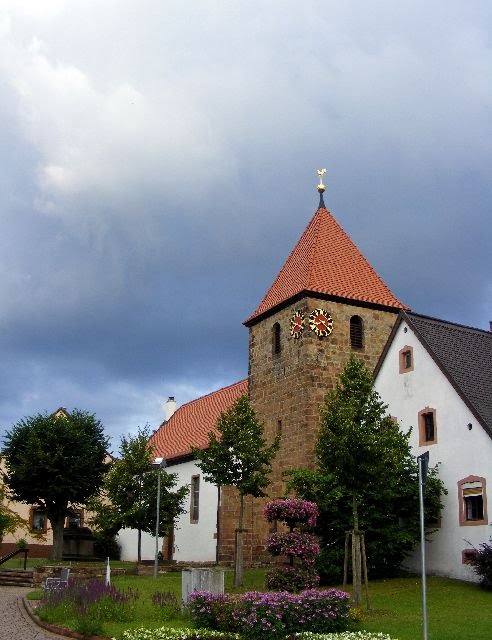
[[149, 175, 408, 565]]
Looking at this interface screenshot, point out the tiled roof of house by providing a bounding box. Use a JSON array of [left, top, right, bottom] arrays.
[[245, 202, 407, 325], [149, 379, 248, 461], [406, 312, 492, 436]]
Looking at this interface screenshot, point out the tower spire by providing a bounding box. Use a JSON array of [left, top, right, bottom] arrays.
[[317, 168, 326, 208]]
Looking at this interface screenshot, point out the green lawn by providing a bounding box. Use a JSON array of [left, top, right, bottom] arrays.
[[30, 568, 492, 640], [353, 576, 492, 640], [2, 556, 138, 570]]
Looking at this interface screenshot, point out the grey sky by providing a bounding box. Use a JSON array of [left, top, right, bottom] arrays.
[[1, 1, 491, 448]]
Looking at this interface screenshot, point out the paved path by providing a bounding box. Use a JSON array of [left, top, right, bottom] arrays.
[[0, 586, 69, 639]]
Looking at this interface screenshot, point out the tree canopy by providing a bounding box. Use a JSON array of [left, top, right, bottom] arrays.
[[88, 427, 188, 562], [193, 395, 279, 499], [3, 409, 109, 560], [193, 394, 279, 586], [288, 355, 444, 594]]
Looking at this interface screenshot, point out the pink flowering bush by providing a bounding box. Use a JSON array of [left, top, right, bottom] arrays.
[[264, 565, 319, 591], [187, 589, 350, 640], [266, 531, 320, 564], [264, 498, 320, 591], [264, 498, 318, 529]]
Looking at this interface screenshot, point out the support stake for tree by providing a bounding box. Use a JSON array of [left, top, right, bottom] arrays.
[[343, 531, 350, 587], [343, 529, 370, 609]]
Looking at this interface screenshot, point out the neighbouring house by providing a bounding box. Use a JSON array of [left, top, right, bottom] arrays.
[[374, 311, 492, 581], [118, 381, 247, 563]]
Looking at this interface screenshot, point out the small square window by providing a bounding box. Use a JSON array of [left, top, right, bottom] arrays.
[[462, 549, 479, 564], [399, 346, 414, 373]]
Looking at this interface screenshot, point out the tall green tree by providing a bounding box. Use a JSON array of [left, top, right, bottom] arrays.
[[0, 476, 33, 543], [288, 355, 444, 605], [193, 395, 280, 587], [3, 409, 109, 560], [88, 427, 188, 562]]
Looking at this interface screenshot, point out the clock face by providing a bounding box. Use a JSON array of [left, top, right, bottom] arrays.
[[290, 310, 305, 339], [309, 308, 334, 337]]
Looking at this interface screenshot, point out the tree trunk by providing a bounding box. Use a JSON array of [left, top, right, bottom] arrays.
[[50, 514, 65, 561], [234, 492, 244, 587], [137, 529, 142, 563], [352, 494, 362, 607]]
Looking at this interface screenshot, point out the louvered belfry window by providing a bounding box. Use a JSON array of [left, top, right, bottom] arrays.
[[272, 322, 281, 355], [350, 315, 364, 349]]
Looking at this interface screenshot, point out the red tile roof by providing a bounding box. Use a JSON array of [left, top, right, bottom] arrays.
[[149, 380, 248, 461], [245, 204, 407, 325]]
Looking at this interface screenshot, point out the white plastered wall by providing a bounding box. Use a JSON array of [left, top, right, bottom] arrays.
[[375, 320, 492, 581], [118, 459, 218, 563]]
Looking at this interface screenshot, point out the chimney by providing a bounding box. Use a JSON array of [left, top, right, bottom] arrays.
[[490, 321, 492, 333], [165, 396, 176, 421]]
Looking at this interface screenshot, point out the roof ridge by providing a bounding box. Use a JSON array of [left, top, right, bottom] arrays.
[[167, 379, 248, 416], [407, 311, 492, 336], [245, 200, 406, 325], [306, 207, 324, 290]]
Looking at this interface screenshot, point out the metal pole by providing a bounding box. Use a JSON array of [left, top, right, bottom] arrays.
[[418, 455, 428, 640], [153, 466, 161, 579]]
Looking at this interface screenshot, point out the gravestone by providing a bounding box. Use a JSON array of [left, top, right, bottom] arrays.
[[181, 567, 225, 604]]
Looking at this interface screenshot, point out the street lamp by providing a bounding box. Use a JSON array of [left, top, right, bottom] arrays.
[[151, 456, 167, 579]]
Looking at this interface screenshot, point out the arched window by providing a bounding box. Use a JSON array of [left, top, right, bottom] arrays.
[[350, 315, 364, 350], [272, 322, 281, 355]]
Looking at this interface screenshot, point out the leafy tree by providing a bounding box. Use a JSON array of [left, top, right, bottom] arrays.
[[3, 409, 109, 560], [287, 355, 444, 605], [0, 477, 33, 543], [88, 427, 188, 562], [193, 395, 279, 586]]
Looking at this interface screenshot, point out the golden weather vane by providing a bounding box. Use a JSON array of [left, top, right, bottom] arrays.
[[317, 168, 326, 193]]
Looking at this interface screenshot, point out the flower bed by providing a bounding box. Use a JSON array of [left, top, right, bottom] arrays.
[[118, 629, 241, 640], [187, 589, 351, 640], [117, 628, 396, 640], [293, 633, 397, 640]]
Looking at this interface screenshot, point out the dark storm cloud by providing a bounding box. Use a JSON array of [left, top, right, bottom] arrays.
[[0, 1, 491, 444]]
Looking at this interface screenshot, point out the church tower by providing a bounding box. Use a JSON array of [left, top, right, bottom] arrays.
[[217, 173, 408, 563]]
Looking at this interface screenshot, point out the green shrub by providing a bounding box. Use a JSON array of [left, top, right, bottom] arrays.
[[93, 531, 121, 560], [265, 565, 319, 591], [468, 539, 492, 589]]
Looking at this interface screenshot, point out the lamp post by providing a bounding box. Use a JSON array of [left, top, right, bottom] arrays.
[[151, 456, 167, 579], [417, 450, 429, 640]]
